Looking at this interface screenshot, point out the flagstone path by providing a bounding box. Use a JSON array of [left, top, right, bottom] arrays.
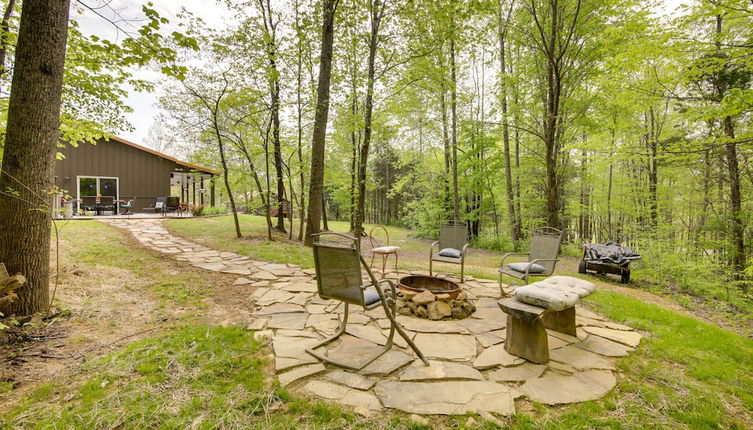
[[104, 219, 644, 417]]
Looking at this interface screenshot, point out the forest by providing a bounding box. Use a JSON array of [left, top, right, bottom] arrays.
[[144, 0, 753, 310], [0, 1, 752, 427]]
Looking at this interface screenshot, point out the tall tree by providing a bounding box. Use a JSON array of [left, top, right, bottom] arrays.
[[257, 0, 287, 233], [352, 0, 386, 240], [498, 0, 520, 246], [304, 0, 339, 246], [0, 0, 70, 315]]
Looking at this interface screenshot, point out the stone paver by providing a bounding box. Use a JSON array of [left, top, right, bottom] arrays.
[[399, 360, 484, 381], [104, 218, 644, 416], [278, 363, 326, 386], [375, 381, 518, 415], [473, 344, 525, 369], [413, 333, 477, 361], [520, 370, 616, 405]]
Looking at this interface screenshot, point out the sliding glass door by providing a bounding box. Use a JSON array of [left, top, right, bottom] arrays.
[[77, 176, 119, 200]]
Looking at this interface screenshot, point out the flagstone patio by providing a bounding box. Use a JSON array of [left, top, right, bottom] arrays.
[[105, 219, 644, 417]]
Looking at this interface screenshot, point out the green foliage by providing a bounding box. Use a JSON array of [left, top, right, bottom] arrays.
[[203, 205, 229, 215]]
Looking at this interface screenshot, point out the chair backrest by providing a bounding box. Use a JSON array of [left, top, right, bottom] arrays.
[[368, 225, 390, 249], [529, 226, 564, 273], [312, 234, 366, 306], [99, 196, 114, 206], [166, 196, 180, 208], [154, 196, 167, 209], [81, 196, 97, 207], [439, 221, 468, 251]]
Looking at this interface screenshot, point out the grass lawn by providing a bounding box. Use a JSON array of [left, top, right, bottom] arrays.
[[1, 219, 752, 428]]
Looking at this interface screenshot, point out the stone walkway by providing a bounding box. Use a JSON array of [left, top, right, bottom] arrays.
[[105, 219, 643, 417]]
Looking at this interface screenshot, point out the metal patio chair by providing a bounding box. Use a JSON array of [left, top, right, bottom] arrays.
[[499, 226, 564, 288], [368, 225, 400, 277], [80, 196, 97, 214], [306, 232, 429, 371], [164, 196, 181, 217], [429, 220, 469, 282]]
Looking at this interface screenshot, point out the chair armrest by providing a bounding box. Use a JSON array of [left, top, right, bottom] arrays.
[[500, 252, 529, 267], [430, 241, 439, 258], [460, 243, 469, 262], [528, 258, 560, 275]]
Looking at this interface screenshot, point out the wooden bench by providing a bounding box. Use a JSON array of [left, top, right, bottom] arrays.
[[498, 276, 595, 363], [498, 298, 578, 363]]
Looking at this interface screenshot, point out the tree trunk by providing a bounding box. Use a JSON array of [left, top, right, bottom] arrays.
[[214, 121, 242, 239], [498, 0, 519, 246], [304, 0, 338, 246], [440, 88, 452, 216], [0, 0, 16, 86], [0, 0, 70, 316], [450, 31, 460, 221], [722, 116, 745, 280], [353, 0, 383, 241], [294, 0, 306, 242]]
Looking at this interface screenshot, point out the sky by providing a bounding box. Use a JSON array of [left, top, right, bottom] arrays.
[[76, 0, 232, 149], [75, 0, 687, 151]]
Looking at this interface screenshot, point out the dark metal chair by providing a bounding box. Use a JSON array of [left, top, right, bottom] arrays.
[[143, 197, 167, 215], [164, 196, 181, 217], [429, 220, 469, 282], [306, 232, 429, 370], [499, 226, 564, 287], [80, 196, 97, 214], [98, 196, 116, 215]]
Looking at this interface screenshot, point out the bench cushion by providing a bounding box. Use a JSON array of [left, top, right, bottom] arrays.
[[514, 276, 596, 310], [373, 246, 400, 253], [507, 262, 546, 274]]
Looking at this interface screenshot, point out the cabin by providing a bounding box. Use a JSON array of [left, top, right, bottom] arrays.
[[54, 136, 218, 214]]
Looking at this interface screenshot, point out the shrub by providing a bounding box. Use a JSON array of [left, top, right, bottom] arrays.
[[203, 206, 229, 215], [189, 204, 205, 217]]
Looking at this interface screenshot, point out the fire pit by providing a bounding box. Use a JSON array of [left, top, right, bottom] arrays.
[[398, 275, 461, 299], [395, 275, 475, 320]]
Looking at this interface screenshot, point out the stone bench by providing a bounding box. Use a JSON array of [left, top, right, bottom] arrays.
[[498, 276, 596, 364]]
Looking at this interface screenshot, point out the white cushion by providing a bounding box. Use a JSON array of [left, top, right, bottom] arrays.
[[514, 276, 596, 310], [544, 276, 596, 297], [508, 262, 546, 273], [373, 245, 400, 253]]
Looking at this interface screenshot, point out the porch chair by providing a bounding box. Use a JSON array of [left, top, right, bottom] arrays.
[[120, 199, 134, 216], [368, 225, 400, 277], [499, 226, 564, 288], [429, 220, 469, 282], [80, 196, 97, 214], [306, 232, 429, 371], [99, 196, 116, 215], [143, 197, 167, 215], [163, 196, 181, 217]]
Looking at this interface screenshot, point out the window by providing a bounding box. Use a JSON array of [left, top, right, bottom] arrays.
[[77, 176, 119, 200]]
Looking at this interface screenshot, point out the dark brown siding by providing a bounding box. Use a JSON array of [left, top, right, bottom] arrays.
[[55, 138, 181, 211]]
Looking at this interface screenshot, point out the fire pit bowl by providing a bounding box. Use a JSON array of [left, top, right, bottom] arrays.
[[398, 275, 461, 300]]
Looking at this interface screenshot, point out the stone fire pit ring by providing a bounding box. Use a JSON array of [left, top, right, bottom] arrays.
[[398, 275, 461, 300]]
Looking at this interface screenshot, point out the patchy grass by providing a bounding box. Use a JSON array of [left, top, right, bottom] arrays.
[[165, 215, 504, 279], [0, 325, 491, 429]]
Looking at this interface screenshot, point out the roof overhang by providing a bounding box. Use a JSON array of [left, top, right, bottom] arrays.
[[107, 136, 219, 176]]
